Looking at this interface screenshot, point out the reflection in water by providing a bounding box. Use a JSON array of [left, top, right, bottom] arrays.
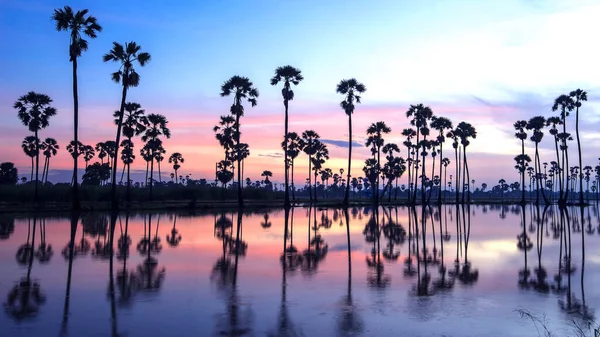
[[2, 205, 600, 336], [212, 210, 253, 336], [5, 214, 46, 321]]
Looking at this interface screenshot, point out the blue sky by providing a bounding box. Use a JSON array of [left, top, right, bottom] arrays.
[[1, 0, 600, 185]]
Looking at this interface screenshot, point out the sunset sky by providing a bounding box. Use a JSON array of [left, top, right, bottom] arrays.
[[1, 0, 600, 186]]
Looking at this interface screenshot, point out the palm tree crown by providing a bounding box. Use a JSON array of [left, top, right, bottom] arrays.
[[52, 6, 102, 61], [103, 42, 151, 88], [14, 92, 57, 133], [220, 75, 259, 117], [337, 79, 366, 116]]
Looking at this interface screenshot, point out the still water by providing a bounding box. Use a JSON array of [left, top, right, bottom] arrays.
[[0, 205, 598, 337]]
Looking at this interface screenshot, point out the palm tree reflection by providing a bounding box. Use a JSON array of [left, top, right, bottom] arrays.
[[135, 214, 166, 293], [530, 206, 549, 293], [116, 213, 135, 307], [302, 206, 328, 276], [6, 214, 46, 321], [60, 212, 79, 336], [365, 207, 390, 289], [0, 214, 15, 240], [35, 218, 53, 263], [337, 208, 364, 336], [166, 214, 182, 247], [212, 210, 253, 336]]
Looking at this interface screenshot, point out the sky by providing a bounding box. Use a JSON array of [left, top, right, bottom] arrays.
[[1, 0, 600, 187]]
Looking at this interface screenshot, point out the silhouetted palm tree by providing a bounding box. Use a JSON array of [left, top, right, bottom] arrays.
[[514, 120, 528, 204], [569, 89, 588, 204], [214, 115, 236, 162], [282, 132, 302, 201], [53, 6, 101, 209], [119, 139, 135, 185], [337, 78, 366, 206], [406, 104, 433, 204], [300, 130, 320, 201], [552, 94, 574, 205], [456, 122, 477, 203], [21, 136, 39, 182], [167, 152, 184, 184], [311, 142, 329, 203], [220, 76, 259, 207], [526, 116, 549, 204], [366, 121, 391, 203], [431, 116, 453, 204], [271, 65, 303, 208], [103, 41, 151, 209], [14, 92, 57, 202], [142, 114, 171, 199], [40, 138, 59, 184]]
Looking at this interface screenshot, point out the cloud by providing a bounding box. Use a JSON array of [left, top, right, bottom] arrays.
[[257, 152, 283, 158], [321, 139, 363, 148]]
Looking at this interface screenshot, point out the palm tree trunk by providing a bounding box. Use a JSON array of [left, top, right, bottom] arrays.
[[461, 146, 467, 204], [521, 140, 525, 204], [454, 147, 460, 204], [576, 106, 584, 204], [235, 111, 243, 207], [428, 152, 436, 204], [308, 155, 313, 202], [149, 152, 155, 200], [42, 156, 48, 184], [145, 160, 149, 187], [34, 131, 40, 203], [343, 114, 352, 206], [120, 162, 126, 184], [438, 142, 443, 204], [291, 159, 296, 201], [284, 100, 290, 208], [158, 160, 162, 183], [406, 146, 412, 200], [30, 156, 34, 182], [111, 79, 129, 210], [126, 163, 131, 203], [72, 58, 80, 210]]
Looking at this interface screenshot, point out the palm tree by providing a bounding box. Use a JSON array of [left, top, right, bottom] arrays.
[[300, 130, 320, 202], [141, 114, 171, 199], [213, 115, 236, 163], [514, 154, 531, 205], [119, 139, 135, 185], [406, 104, 433, 204], [365, 121, 391, 203], [282, 132, 302, 201], [526, 116, 549, 204], [431, 116, 453, 204], [337, 78, 366, 206], [514, 120, 528, 204], [104, 141, 117, 173], [21, 136, 38, 182], [95, 141, 108, 165], [82, 145, 95, 169], [401, 128, 417, 200], [220, 76, 259, 207], [271, 65, 303, 208], [446, 129, 461, 203], [140, 144, 153, 186], [551, 94, 574, 205], [261, 170, 273, 189], [570, 89, 588, 204], [546, 116, 563, 201], [53, 6, 101, 209], [442, 157, 450, 202], [154, 144, 166, 183], [14, 92, 57, 202], [41, 138, 59, 184], [103, 41, 151, 209], [311, 142, 329, 203], [456, 122, 477, 203], [168, 152, 184, 184]]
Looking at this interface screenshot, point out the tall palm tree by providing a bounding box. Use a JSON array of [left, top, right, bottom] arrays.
[[551, 94, 574, 205], [401, 128, 417, 200], [220, 76, 259, 207], [119, 139, 135, 185], [82, 144, 95, 169], [141, 114, 171, 199], [446, 129, 461, 203], [41, 138, 59, 184], [311, 141, 329, 203], [14, 92, 57, 202], [213, 115, 236, 162], [337, 78, 366, 206], [103, 41, 151, 209], [300, 130, 320, 202], [406, 104, 433, 204], [456, 122, 477, 203], [514, 120, 528, 204], [526, 116, 549, 204], [442, 157, 450, 201], [282, 132, 303, 201], [53, 6, 101, 209], [22, 136, 39, 182], [104, 141, 117, 174], [95, 141, 108, 165], [140, 144, 153, 186], [570, 89, 588, 204], [271, 65, 303, 208], [431, 116, 453, 204], [365, 121, 391, 203], [168, 152, 184, 183], [546, 116, 563, 201], [154, 144, 166, 183]]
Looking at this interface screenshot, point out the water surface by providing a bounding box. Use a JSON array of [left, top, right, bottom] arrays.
[[0, 205, 598, 336]]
